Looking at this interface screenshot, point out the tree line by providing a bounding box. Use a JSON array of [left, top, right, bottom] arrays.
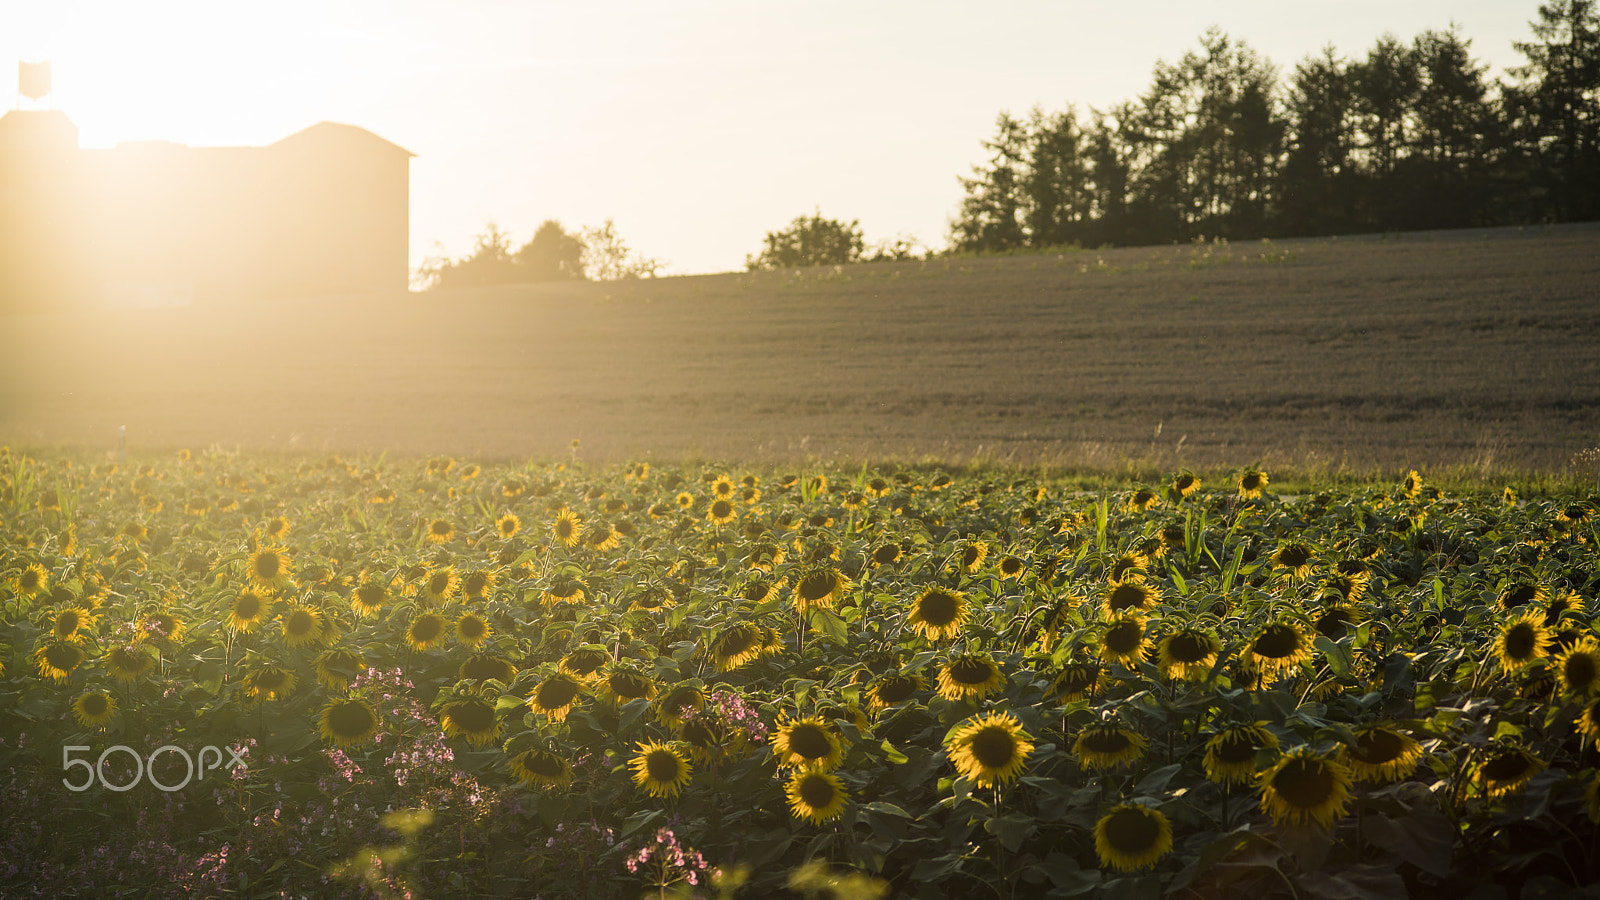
[[950, 1, 1600, 253], [415, 219, 664, 290]]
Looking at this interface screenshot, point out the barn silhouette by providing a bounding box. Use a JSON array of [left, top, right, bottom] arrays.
[[0, 108, 411, 312]]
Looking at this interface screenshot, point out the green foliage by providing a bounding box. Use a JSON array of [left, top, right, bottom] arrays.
[[746, 210, 865, 270], [417, 219, 665, 289]]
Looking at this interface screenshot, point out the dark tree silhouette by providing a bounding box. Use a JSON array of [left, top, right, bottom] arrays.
[[745, 211, 865, 269]]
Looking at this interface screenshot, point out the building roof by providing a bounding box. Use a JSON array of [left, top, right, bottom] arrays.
[[0, 109, 79, 149], [272, 121, 414, 158]]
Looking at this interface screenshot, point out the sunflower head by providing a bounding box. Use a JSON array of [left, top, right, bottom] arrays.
[[1341, 724, 1423, 783], [15, 563, 49, 598], [866, 673, 924, 711], [243, 665, 297, 702], [946, 711, 1034, 787], [1203, 723, 1279, 786], [599, 668, 657, 706], [247, 547, 293, 591], [1258, 747, 1352, 828], [319, 698, 378, 749], [793, 565, 849, 613], [1248, 621, 1314, 683], [773, 716, 845, 770], [439, 697, 501, 748], [72, 690, 118, 729], [630, 740, 692, 798], [351, 579, 391, 617], [455, 612, 491, 648], [529, 671, 585, 722], [1476, 747, 1545, 798], [786, 768, 849, 825], [509, 749, 570, 788], [1049, 662, 1101, 703], [906, 586, 969, 642], [1158, 628, 1220, 680], [936, 653, 1006, 701], [654, 683, 707, 729], [280, 605, 326, 648], [1101, 615, 1151, 666], [423, 567, 459, 604], [406, 613, 448, 652], [1238, 470, 1269, 499], [551, 509, 583, 548], [1104, 581, 1159, 617], [1094, 804, 1173, 872], [103, 644, 154, 682], [315, 648, 367, 689], [496, 513, 521, 539], [1171, 472, 1201, 499], [1496, 611, 1552, 670], [1073, 723, 1147, 771], [228, 590, 271, 632]]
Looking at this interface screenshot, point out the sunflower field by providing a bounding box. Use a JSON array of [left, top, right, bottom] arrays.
[[2, 446, 1599, 899]]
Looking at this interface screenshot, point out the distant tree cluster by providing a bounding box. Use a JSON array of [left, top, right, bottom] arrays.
[[745, 211, 931, 269], [416, 219, 663, 290], [950, 1, 1600, 252]]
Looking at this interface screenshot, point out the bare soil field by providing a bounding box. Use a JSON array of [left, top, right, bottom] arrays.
[[2, 224, 1597, 476]]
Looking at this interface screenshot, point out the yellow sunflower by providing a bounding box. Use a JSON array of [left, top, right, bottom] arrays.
[[1170, 472, 1201, 499], [426, 518, 455, 544], [1248, 621, 1315, 683], [1073, 723, 1147, 771], [529, 672, 585, 721], [786, 768, 849, 825], [1103, 581, 1159, 617], [264, 516, 291, 541], [315, 648, 366, 689], [865, 673, 924, 711], [906, 586, 969, 641], [455, 612, 491, 648], [1401, 470, 1423, 499], [1496, 611, 1551, 670], [559, 647, 610, 681], [1271, 542, 1316, 581], [51, 607, 96, 642], [15, 563, 49, 599], [1048, 663, 1102, 703], [279, 605, 325, 649], [496, 513, 521, 539], [630, 741, 693, 798], [350, 579, 391, 617], [654, 683, 707, 729], [1573, 699, 1600, 742], [423, 566, 459, 605], [242, 665, 296, 702], [1100, 615, 1151, 667], [793, 565, 850, 613], [227, 590, 271, 632], [1238, 470, 1269, 499], [103, 644, 154, 682], [1476, 747, 1545, 798], [405, 613, 448, 652], [706, 499, 738, 526], [711, 622, 767, 672], [936, 653, 1007, 701], [1158, 628, 1220, 680], [319, 698, 378, 749], [583, 523, 621, 552], [551, 509, 582, 548], [871, 544, 902, 566], [458, 653, 517, 683], [1094, 804, 1173, 872], [598, 668, 657, 706], [958, 539, 989, 573], [772, 716, 846, 771], [461, 569, 495, 602], [72, 689, 118, 729], [508, 749, 570, 788], [543, 576, 586, 606], [439, 697, 501, 748], [1258, 747, 1351, 828], [1203, 723, 1279, 786], [1340, 724, 1423, 783], [946, 711, 1034, 786], [246, 547, 293, 592]]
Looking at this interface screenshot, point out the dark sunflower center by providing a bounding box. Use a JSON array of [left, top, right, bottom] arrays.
[[556, 520, 575, 538], [1353, 730, 1405, 764], [918, 592, 960, 627], [1504, 624, 1537, 660], [355, 585, 387, 606], [429, 573, 451, 594], [80, 693, 110, 716], [645, 750, 682, 782], [1254, 625, 1301, 659], [1081, 727, 1132, 754], [526, 753, 564, 778], [963, 547, 982, 567], [1105, 621, 1143, 655], [411, 617, 443, 642], [550, 583, 580, 599], [254, 553, 281, 579], [610, 673, 651, 700], [537, 679, 580, 709], [1502, 584, 1538, 608], [1216, 733, 1257, 764], [254, 669, 288, 691], [1278, 546, 1312, 567], [432, 521, 450, 536], [1108, 583, 1150, 613], [1272, 758, 1334, 807], [329, 702, 375, 736], [464, 573, 489, 595], [1000, 558, 1024, 575], [798, 572, 837, 602], [948, 658, 994, 685], [711, 500, 733, 518], [450, 702, 495, 732], [717, 626, 759, 658], [58, 611, 81, 633], [45, 643, 82, 669], [462, 656, 512, 681], [459, 617, 487, 640], [1176, 475, 1196, 491], [874, 545, 900, 564], [798, 773, 838, 808], [1242, 474, 1263, 491], [1104, 808, 1160, 853], [1056, 665, 1098, 694], [286, 610, 314, 635], [1584, 705, 1600, 729], [565, 651, 605, 674], [874, 677, 917, 703], [970, 727, 1017, 769], [743, 583, 773, 603], [236, 594, 263, 618], [1481, 751, 1533, 782], [1168, 632, 1213, 663], [788, 724, 833, 760]]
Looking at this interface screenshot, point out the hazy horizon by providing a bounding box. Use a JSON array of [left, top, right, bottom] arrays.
[[6, 1, 1545, 277]]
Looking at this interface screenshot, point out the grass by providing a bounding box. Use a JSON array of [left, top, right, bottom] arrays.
[[1, 223, 1596, 480]]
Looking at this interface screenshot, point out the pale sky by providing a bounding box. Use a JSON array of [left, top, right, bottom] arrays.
[[5, 1, 1546, 277]]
